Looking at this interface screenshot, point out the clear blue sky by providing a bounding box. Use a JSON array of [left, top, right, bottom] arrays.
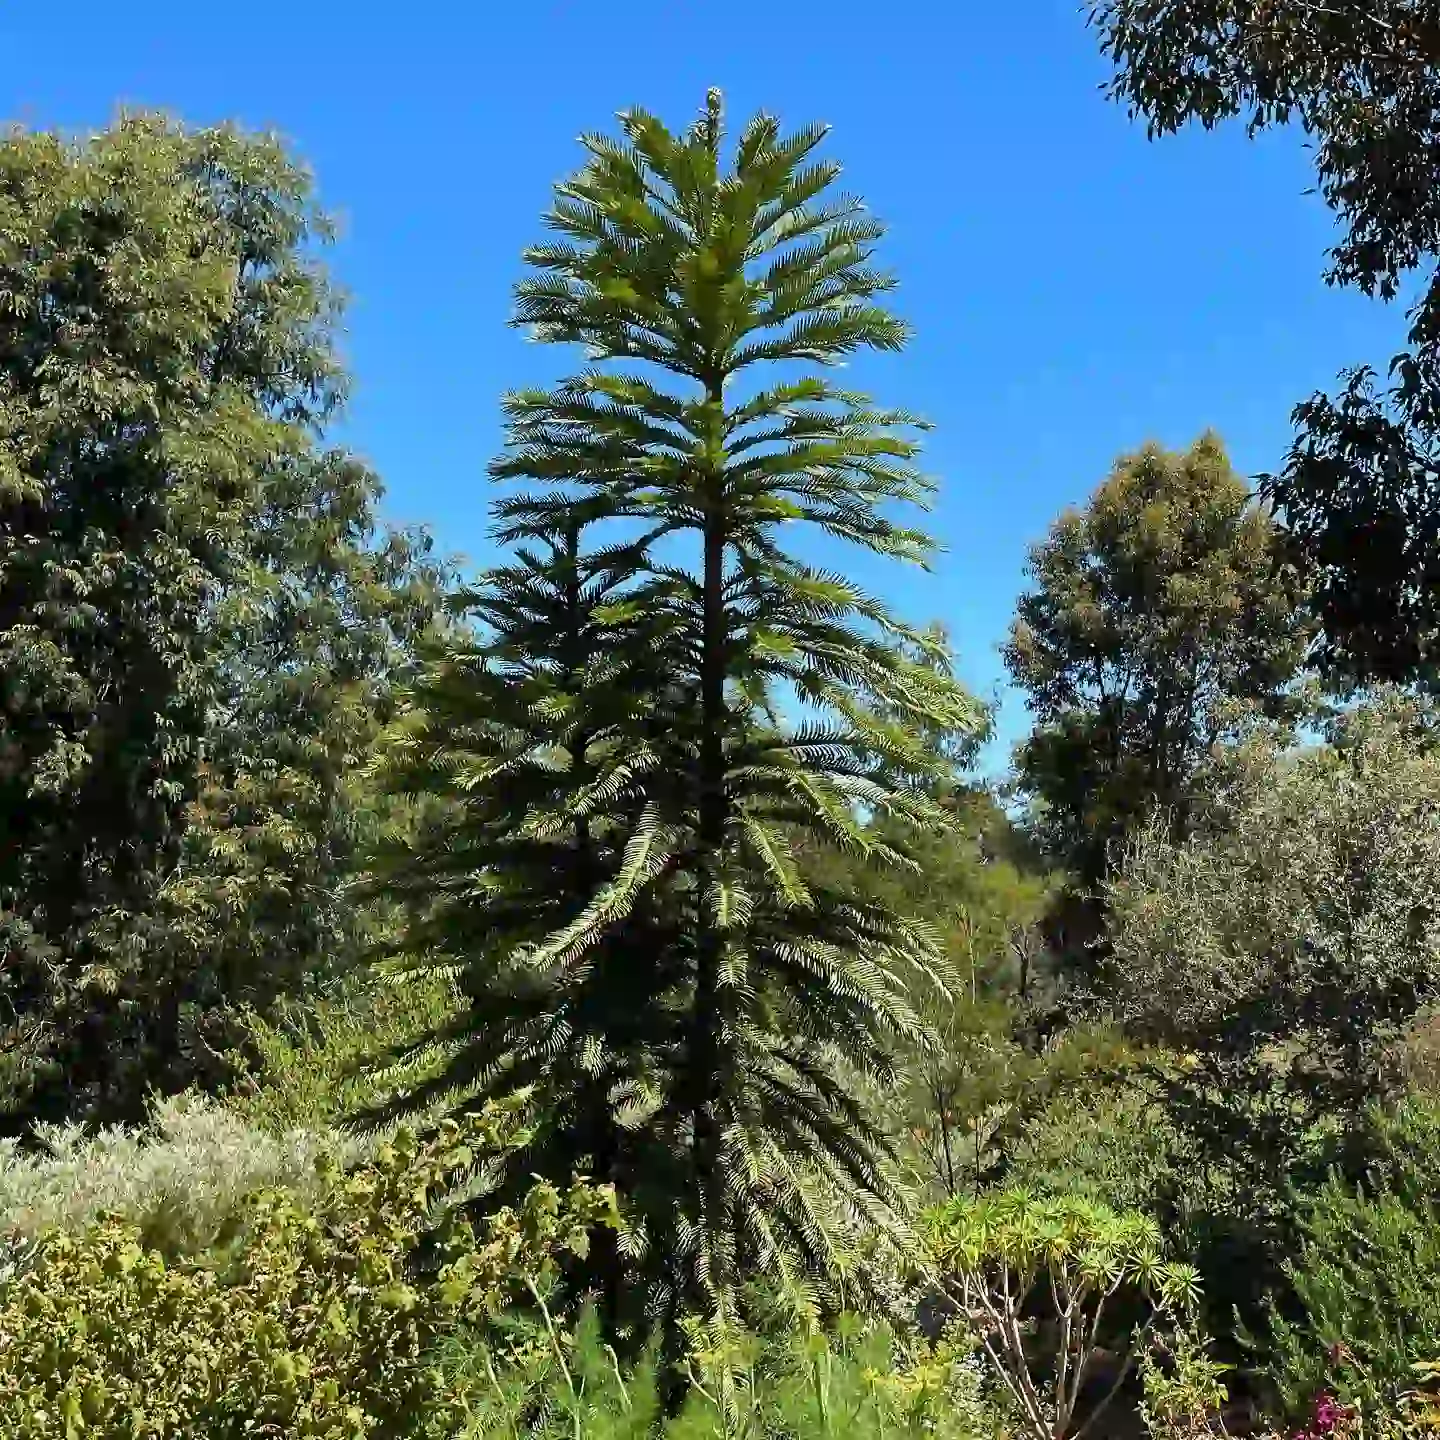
[[0, 0, 1409, 761]]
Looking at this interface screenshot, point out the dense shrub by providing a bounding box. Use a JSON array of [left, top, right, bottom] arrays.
[[0, 1092, 349, 1253], [1094, 696, 1440, 1352], [0, 1098, 616, 1438], [1005, 1078, 1182, 1216], [1266, 1100, 1440, 1424]]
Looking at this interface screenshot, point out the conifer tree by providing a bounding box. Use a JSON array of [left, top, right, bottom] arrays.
[[374, 92, 979, 1340], [370, 507, 682, 1333]]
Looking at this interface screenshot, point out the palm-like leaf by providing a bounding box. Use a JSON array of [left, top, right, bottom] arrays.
[[374, 92, 983, 1349]]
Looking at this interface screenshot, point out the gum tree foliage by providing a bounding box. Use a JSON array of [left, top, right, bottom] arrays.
[[0, 115, 444, 1127], [371, 92, 982, 1344], [1089, 1, 1440, 684], [1006, 434, 1311, 894], [1103, 695, 1440, 1208]]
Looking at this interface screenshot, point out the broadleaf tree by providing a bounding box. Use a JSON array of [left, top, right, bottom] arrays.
[[1089, 1, 1440, 684], [374, 92, 982, 1346], [1005, 434, 1313, 906], [162, 456, 447, 1089], [0, 115, 446, 1126]]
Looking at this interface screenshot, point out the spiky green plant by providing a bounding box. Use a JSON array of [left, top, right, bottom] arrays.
[[374, 91, 980, 1347], [925, 1190, 1202, 1440], [367, 507, 683, 1330]]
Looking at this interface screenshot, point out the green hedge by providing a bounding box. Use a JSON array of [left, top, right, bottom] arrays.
[[0, 1100, 615, 1438]]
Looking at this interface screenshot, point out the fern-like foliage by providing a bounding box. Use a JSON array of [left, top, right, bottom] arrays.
[[371, 92, 982, 1350], [366, 512, 686, 1332]]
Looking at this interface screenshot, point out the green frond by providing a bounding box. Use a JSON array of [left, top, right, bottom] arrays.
[[370, 94, 973, 1344]]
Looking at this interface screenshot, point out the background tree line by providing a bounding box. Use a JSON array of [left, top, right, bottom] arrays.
[[5, 5, 1440, 1430]]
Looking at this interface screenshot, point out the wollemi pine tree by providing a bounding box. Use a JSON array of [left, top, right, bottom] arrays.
[[377, 91, 981, 1341]]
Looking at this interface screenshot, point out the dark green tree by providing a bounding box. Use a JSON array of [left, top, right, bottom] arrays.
[[1089, 1, 1440, 684], [374, 92, 981, 1341], [0, 116, 443, 1125], [162, 457, 447, 1088], [1006, 434, 1312, 897], [367, 509, 681, 1335]]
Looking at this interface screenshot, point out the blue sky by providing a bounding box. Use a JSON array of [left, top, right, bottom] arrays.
[[0, 0, 1410, 761]]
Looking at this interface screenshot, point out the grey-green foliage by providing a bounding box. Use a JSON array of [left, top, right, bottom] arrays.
[[0, 1092, 349, 1254], [374, 91, 982, 1340], [1104, 693, 1440, 1198]]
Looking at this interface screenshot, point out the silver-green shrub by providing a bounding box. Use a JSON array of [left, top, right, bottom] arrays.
[[0, 1092, 352, 1252]]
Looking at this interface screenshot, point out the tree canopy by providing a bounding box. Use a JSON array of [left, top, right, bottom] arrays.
[[1006, 433, 1312, 894], [1090, 0, 1440, 684], [11, 65, 1440, 1439], [0, 116, 444, 1126], [370, 91, 984, 1346]]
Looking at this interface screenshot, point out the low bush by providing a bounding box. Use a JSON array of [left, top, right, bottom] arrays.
[[227, 971, 461, 1134], [1265, 1101, 1440, 1426], [0, 1092, 349, 1253], [1138, 1322, 1231, 1440], [0, 1096, 617, 1439]]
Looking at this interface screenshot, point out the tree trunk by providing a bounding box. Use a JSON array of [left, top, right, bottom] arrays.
[[690, 386, 730, 1304]]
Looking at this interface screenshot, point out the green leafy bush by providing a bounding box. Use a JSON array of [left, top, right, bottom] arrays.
[[0, 1098, 616, 1438], [926, 1189, 1200, 1440], [1005, 1073, 1182, 1216], [1138, 1323, 1231, 1440]]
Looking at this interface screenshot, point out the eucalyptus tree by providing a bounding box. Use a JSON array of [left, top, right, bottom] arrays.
[[1007, 434, 1313, 894], [1090, 1, 1440, 685], [0, 115, 441, 1126]]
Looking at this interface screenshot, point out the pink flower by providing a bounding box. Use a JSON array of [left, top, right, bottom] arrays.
[[1309, 1391, 1353, 1436]]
